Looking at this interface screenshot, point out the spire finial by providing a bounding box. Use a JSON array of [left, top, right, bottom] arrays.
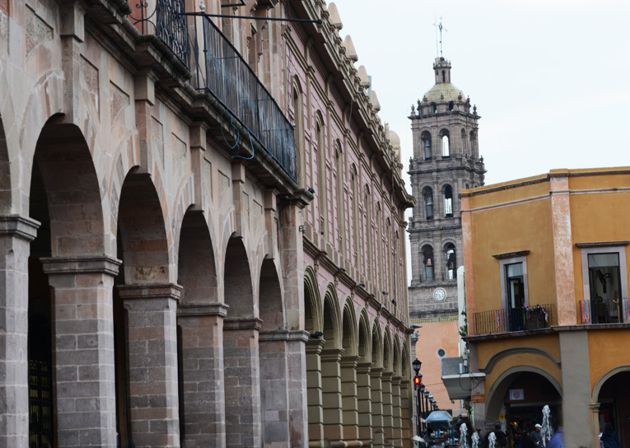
[[434, 18, 447, 58]]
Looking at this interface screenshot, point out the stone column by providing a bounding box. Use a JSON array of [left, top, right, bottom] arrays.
[[0, 216, 39, 448], [118, 284, 182, 448], [177, 303, 228, 448], [223, 317, 262, 447], [259, 329, 309, 447], [286, 331, 309, 448], [320, 348, 343, 443], [356, 362, 372, 444], [306, 339, 324, 446], [382, 371, 394, 445], [258, 330, 291, 447], [370, 368, 385, 447], [589, 403, 600, 448], [42, 256, 121, 448], [340, 356, 359, 443], [391, 376, 403, 447], [400, 380, 412, 448]]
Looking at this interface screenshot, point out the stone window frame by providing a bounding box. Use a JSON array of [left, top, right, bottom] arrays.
[[578, 244, 628, 303], [497, 254, 530, 311]]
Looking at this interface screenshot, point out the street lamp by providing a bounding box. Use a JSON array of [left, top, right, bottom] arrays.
[[412, 358, 423, 437]]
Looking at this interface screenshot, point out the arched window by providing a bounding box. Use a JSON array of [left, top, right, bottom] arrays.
[[422, 245, 434, 282], [316, 113, 326, 236], [335, 140, 344, 250], [461, 128, 468, 152], [421, 131, 432, 160], [440, 129, 450, 157], [422, 186, 433, 220], [431, 103, 437, 114], [470, 130, 477, 157], [448, 101, 454, 111], [292, 80, 305, 184], [444, 243, 457, 280], [443, 184, 453, 217]]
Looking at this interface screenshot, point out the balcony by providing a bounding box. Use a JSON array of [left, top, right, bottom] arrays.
[[578, 298, 630, 324], [130, 0, 297, 182], [469, 304, 556, 336]]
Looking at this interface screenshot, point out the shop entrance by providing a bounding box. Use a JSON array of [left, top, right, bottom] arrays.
[[598, 371, 630, 447]]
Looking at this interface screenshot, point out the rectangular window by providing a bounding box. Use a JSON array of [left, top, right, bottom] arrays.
[[502, 260, 527, 331], [587, 252, 622, 323]]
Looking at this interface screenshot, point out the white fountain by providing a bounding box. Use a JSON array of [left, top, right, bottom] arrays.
[[488, 432, 496, 448], [471, 430, 480, 448], [459, 422, 468, 448], [541, 404, 553, 446]]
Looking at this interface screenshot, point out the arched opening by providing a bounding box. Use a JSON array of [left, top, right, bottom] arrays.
[[222, 236, 259, 446], [422, 187, 433, 221], [461, 128, 468, 152], [448, 101, 454, 111], [486, 369, 561, 435], [400, 345, 412, 441], [597, 370, 630, 446], [357, 312, 372, 441], [431, 103, 437, 114], [382, 331, 394, 443], [444, 243, 457, 280], [421, 131, 432, 160], [304, 270, 324, 443], [28, 121, 108, 447], [334, 140, 344, 252], [443, 184, 453, 217], [0, 116, 11, 213], [440, 130, 450, 157], [370, 323, 385, 446], [341, 302, 359, 441], [422, 245, 434, 282], [470, 130, 478, 157], [116, 169, 173, 447], [350, 165, 359, 266], [258, 258, 290, 445], [322, 291, 343, 443], [391, 338, 403, 445], [176, 210, 220, 446]]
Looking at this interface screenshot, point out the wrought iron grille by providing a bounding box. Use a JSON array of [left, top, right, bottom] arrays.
[[469, 304, 556, 336], [192, 15, 297, 181], [156, 0, 190, 67]]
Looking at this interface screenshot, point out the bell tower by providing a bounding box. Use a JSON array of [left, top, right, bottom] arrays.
[[408, 56, 485, 335]]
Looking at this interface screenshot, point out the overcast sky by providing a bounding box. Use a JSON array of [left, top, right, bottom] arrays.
[[332, 0, 630, 185]]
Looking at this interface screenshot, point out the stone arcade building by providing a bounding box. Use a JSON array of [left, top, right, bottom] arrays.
[[0, 0, 413, 447]]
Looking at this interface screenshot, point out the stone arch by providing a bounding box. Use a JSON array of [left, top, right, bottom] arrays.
[[259, 257, 285, 331], [392, 336, 402, 377], [371, 320, 384, 368], [304, 266, 322, 332], [117, 168, 170, 284], [31, 119, 105, 257], [591, 365, 630, 402], [358, 309, 371, 362], [485, 366, 562, 424], [323, 284, 342, 349], [0, 116, 11, 213], [383, 328, 393, 373], [223, 235, 254, 317], [341, 298, 358, 357], [177, 209, 217, 306]]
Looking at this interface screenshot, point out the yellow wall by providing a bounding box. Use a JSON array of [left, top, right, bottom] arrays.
[[469, 197, 556, 314], [588, 330, 630, 394]]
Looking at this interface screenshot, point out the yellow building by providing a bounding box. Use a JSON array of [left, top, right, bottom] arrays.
[[451, 167, 630, 447]]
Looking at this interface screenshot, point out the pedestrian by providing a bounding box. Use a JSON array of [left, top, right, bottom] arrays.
[[547, 426, 563, 448], [494, 424, 508, 448], [530, 424, 544, 447]]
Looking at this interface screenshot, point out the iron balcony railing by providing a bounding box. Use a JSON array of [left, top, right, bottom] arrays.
[[469, 304, 556, 336], [578, 298, 630, 324], [131, 0, 297, 181]]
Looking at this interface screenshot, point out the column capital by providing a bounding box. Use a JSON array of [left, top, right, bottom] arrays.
[[41, 255, 121, 276], [224, 317, 263, 331], [259, 329, 309, 342], [340, 356, 359, 369], [178, 302, 229, 318], [118, 283, 182, 300], [306, 338, 325, 354], [320, 347, 343, 362], [370, 367, 384, 378], [391, 376, 402, 386], [0, 215, 40, 241], [588, 402, 601, 411], [381, 371, 394, 381], [356, 362, 372, 374]]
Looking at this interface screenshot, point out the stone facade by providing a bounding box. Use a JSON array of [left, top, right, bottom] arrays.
[[407, 57, 485, 411], [0, 1, 413, 447]]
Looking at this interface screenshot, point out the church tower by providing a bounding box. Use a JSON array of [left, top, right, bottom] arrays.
[[407, 56, 485, 411]]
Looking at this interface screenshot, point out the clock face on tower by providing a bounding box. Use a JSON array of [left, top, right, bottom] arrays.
[[433, 287, 447, 301]]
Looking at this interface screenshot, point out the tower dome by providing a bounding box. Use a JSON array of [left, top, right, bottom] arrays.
[[422, 57, 465, 103]]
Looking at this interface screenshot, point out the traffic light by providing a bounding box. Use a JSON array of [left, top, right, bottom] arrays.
[[413, 374, 423, 388]]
